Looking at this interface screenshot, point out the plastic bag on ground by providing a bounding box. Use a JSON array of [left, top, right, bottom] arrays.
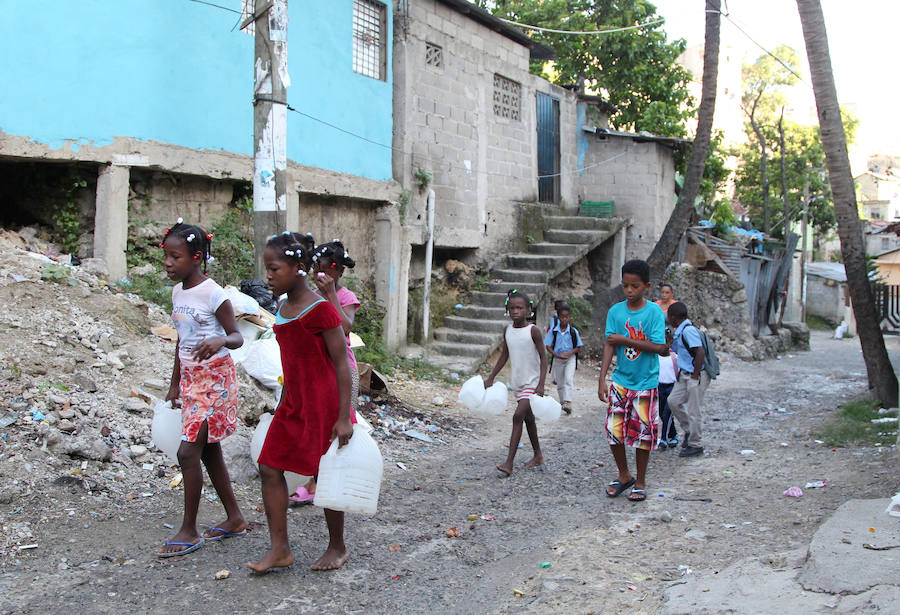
[[249, 413, 308, 493], [239, 338, 283, 390], [151, 398, 182, 463], [240, 279, 278, 314], [887, 493, 900, 517], [529, 394, 561, 422], [458, 376, 486, 411], [477, 382, 508, 415], [314, 424, 383, 515], [223, 285, 261, 317]]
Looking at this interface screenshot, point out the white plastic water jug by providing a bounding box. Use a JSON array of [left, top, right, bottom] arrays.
[[151, 399, 182, 463], [458, 375, 486, 411], [478, 382, 508, 415], [313, 424, 383, 515], [529, 394, 561, 422], [250, 413, 308, 493]]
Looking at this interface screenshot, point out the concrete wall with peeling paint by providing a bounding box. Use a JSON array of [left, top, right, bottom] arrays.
[[0, 0, 393, 182]]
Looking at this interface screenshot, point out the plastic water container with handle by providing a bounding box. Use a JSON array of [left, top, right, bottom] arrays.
[[458, 375, 486, 411], [313, 424, 383, 515], [529, 394, 561, 422], [250, 413, 309, 493], [477, 381, 508, 415], [151, 399, 182, 463]]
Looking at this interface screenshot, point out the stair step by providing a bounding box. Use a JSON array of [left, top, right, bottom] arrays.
[[490, 269, 549, 284], [484, 281, 545, 296], [527, 242, 581, 256], [506, 254, 571, 270], [429, 341, 495, 358], [423, 353, 484, 374], [444, 315, 507, 333], [434, 327, 498, 344], [544, 229, 612, 244], [469, 291, 508, 306], [458, 305, 507, 319], [544, 215, 617, 231]]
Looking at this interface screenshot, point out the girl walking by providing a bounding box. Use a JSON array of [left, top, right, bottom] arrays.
[[248, 232, 355, 572], [484, 290, 548, 476], [289, 239, 361, 505], [158, 219, 246, 557]]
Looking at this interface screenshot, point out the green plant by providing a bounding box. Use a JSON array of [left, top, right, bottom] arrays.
[[414, 168, 432, 192], [397, 189, 411, 225], [805, 314, 833, 331], [818, 400, 897, 447], [123, 273, 173, 313], [472, 271, 491, 292], [524, 234, 536, 244], [207, 198, 255, 286], [41, 263, 73, 284], [564, 293, 592, 333]]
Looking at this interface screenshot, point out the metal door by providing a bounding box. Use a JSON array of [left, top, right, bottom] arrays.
[[536, 92, 560, 203]]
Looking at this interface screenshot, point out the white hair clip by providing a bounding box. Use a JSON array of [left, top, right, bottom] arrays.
[[297, 269, 307, 277], [206, 255, 215, 263], [283, 231, 291, 236], [333, 238, 340, 243], [186, 233, 195, 242], [284, 250, 294, 256], [312, 255, 318, 262], [306, 233, 313, 237], [176, 217, 183, 224], [269, 234, 278, 240], [344, 251, 350, 258]]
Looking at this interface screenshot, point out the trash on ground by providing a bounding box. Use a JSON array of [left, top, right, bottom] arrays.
[[162, 523, 174, 529], [804, 480, 826, 488], [388, 544, 402, 551], [870, 417, 898, 423], [17, 544, 38, 551], [396, 462, 408, 471], [539, 562, 551, 568], [886, 493, 900, 518], [783, 486, 803, 497], [513, 589, 525, 596], [214, 569, 231, 580], [169, 472, 183, 489], [739, 449, 756, 455], [403, 429, 433, 443], [444, 526, 459, 538]]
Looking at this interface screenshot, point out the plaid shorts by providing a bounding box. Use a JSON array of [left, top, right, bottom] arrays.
[[605, 382, 659, 451]]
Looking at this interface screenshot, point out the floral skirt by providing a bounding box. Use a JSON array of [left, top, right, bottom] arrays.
[[180, 354, 239, 443]]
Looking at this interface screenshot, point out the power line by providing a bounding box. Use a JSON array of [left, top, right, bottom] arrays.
[[496, 17, 664, 36], [187, 0, 241, 14], [720, 13, 804, 82]]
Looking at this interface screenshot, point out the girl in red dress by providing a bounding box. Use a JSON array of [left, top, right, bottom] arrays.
[[247, 232, 354, 573]]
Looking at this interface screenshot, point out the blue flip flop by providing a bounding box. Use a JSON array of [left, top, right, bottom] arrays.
[[158, 538, 205, 558], [204, 527, 247, 542]]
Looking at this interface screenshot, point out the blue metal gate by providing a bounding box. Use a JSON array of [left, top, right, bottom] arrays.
[[536, 92, 560, 203]]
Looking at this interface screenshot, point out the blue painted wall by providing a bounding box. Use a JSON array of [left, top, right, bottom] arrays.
[[0, 0, 393, 182]]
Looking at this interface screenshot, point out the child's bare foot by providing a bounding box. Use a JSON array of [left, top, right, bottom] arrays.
[[158, 530, 203, 556], [311, 546, 349, 571], [246, 547, 294, 572], [203, 517, 247, 540], [524, 455, 544, 469], [496, 463, 513, 476]]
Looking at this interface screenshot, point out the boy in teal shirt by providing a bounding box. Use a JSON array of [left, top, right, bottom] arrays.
[[598, 260, 667, 502]]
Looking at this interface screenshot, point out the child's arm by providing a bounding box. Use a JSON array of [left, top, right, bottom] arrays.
[[606, 334, 667, 356], [597, 341, 615, 403], [688, 341, 706, 380], [530, 325, 548, 396], [166, 342, 181, 403], [323, 326, 354, 448], [484, 330, 509, 387], [315, 275, 358, 335], [192, 300, 244, 362]]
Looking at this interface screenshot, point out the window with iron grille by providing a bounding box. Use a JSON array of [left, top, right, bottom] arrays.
[[425, 42, 443, 69], [353, 0, 387, 81], [493, 74, 521, 121]]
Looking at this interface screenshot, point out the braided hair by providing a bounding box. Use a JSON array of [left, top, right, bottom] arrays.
[[312, 238, 356, 271], [504, 288, 534, 316], [160, 218, 213, 272], [266, 231, 315, 275]]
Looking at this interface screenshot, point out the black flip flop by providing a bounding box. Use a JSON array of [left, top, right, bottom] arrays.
[[606, 477, 636, 498], [628, 487, 647, 502]]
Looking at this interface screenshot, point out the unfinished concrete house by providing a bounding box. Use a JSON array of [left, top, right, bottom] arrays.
[[392, 0, 685, 371]]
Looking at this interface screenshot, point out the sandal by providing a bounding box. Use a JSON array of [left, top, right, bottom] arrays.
[[289, 486, 315, 505], [157, 538, 205, 558], [606, 477, 636, 498], [628, 487, 647, 502]]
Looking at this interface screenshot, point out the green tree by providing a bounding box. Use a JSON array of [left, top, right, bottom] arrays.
[[483, 0, 694, 137]]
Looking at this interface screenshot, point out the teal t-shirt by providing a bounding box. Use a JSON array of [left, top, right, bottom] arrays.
[[605, 300, 666, 391]]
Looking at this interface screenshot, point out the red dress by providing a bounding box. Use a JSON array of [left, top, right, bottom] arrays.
[[258, 300, 356, 476]]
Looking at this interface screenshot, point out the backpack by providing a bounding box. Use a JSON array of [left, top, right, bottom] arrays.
[[680, 325, 720, 379], [548, 326, 579, 370]]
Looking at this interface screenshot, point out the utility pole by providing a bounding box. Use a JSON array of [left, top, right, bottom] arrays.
[[249, 0, 289, 277], [800, 174, 810, 322]]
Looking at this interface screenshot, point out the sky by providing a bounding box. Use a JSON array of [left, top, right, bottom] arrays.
[[652, 0, 900, 174]]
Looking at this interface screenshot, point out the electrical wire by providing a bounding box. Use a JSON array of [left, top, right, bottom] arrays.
[[720, 13, 804, 82], [187, 0, 241, 14], [496, 17, 664, 36]]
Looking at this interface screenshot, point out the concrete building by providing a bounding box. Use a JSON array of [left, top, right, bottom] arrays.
[[856, 171, 900, 222], [0, 0, 401, 326]]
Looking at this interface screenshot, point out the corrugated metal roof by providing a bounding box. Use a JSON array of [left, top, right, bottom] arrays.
[[807, 262, 846, 282]]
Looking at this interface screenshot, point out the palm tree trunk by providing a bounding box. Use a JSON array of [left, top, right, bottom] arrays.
[[796, 0, 898, 406]]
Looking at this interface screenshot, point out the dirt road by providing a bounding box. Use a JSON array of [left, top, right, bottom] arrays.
[[2, 331, 898, 614]]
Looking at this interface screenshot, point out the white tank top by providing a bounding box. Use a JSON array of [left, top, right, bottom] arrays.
[[505, 324, 541, 392]]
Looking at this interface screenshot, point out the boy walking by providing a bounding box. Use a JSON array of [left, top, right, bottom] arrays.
[[598, 260, 667, 502], [666, 301, 709, 458], [544, 305, 583, 415]]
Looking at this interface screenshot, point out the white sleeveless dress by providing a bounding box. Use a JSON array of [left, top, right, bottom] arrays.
[[505, 324, 542, 400]]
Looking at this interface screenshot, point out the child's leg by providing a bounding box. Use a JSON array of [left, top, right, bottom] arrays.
[[523, 401, 544, 468], [201, 441, 246, 539], [159, 423, 207, 554], [605, 384, 634, 495], [607, 443, 633, 494], [311, 508, 349, 571], [497, 398, 530, 475], [246, 463, 294, 572]]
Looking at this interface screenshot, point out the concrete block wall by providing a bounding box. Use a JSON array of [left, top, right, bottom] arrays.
[[577, 135, 676, 260], [396, 0, 579, 267]]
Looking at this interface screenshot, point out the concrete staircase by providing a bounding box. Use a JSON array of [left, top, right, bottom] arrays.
[[427, 215, 627, 373]]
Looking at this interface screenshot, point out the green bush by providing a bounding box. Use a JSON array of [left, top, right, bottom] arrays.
[[207, 195, 255, 286], [819, 400, 897, 447]]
